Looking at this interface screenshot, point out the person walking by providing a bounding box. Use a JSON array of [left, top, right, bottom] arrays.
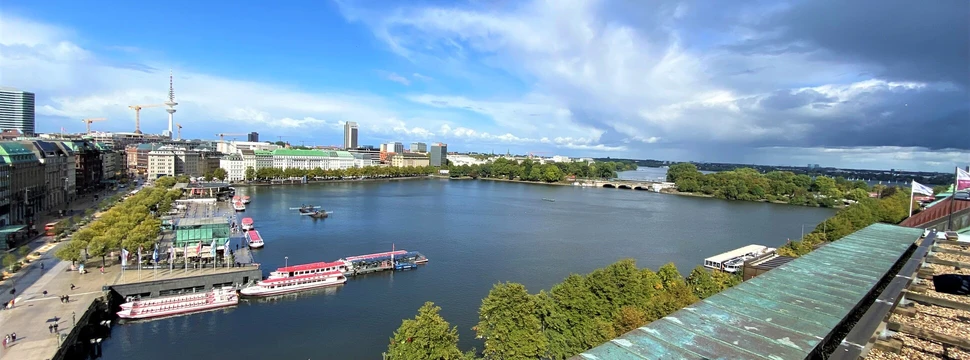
[[41, 262, 45, 270], [10, 333, 15, 342], [53, 323, 58, 333], [49, 324, 53, 333], [2, 334, 7, 349], [70, 283, 76, 291]]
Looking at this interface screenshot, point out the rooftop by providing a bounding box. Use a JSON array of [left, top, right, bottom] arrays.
[[899, 196, 970, 227], [176, 217, 229, 227], [272, 148, 353, 158], [576, 223, 923, 360]]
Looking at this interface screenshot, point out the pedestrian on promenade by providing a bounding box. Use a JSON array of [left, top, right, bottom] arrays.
[[2, 335, 7, 349], [70, 283, 76, 291], [53, 323, 58, 333], [43, 290, 48, 297], [41, 262, 45, 270], [100, 266, 104, 275], [10, 333, 15, 342], [49, 324, 53, 333]]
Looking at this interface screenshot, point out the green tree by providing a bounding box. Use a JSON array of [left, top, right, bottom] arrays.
[[245, 166, 256, 181], [666, 163, 700, 183], [3, 253, 17, 269], [212, 168, 228, 181], [686, 266, 720, 299], [55, 240, 88, 265], [613, 305, 649, 334], [387, 302, 463, 360], [845, 188, 870, 202], [477, 282, 547, 359]]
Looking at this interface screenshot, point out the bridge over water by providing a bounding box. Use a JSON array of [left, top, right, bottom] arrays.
[[587, 180, 667, 190]]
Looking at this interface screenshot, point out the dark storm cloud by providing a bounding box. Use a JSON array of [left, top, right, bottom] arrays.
[[747, 0, 970, 87]]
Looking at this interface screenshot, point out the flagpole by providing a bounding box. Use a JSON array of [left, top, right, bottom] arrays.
[[909, 180, 915, 218], [946, 167, 958, 231]]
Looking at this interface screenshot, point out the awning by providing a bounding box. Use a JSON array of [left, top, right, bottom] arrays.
[[0, 225, 28, 235]]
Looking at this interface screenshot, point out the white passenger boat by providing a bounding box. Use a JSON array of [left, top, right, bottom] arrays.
[[233, 201, 246, 211], [247, 230, 264, 249], [241, 217, 254, 231], [703, 245, 776, 273], [240, 269, 347, 297], [116, 287, 238, 320]]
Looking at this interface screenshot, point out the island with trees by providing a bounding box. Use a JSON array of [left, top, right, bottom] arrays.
[[445, 159, 636, 183]]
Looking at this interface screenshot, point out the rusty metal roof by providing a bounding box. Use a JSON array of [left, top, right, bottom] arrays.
[[575, 223, 923, 360]]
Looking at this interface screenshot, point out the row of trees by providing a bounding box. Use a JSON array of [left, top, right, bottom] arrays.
[[387, 260, 739, 359], [245, 165, 436, 182], [55, 177, 182, 267], [778, 186, 911, 257], [667, 163, 875, 207], [446, 159, 637, 183]]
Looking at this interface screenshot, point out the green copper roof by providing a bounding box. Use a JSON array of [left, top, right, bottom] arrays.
[[254, 150, 273, 156], [271, 149, 354, 158], [0, 142, 40, 164], [575, 223, 923, 360]]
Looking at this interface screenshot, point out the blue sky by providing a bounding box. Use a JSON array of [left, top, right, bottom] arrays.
[[1, 0, 967, 172]]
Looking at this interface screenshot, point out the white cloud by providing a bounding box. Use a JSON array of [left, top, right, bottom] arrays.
[[384, 72, 411, 86], [412, 73, 433, 81]]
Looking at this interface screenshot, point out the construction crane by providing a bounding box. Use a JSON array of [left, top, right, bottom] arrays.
[[216, 133, 246, 142], [176, 123, 183, 140], [128, 104, 165, 134], [81, 117, 107, 133]]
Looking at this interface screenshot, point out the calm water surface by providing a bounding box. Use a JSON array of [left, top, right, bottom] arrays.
[[103, 178, 833, 359]]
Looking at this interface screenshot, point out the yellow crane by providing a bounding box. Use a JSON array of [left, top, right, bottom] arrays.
[[127, 104, 166, 134], [216, 133, 246, 142], [176, 123, 183, 140], [81, 117, 107, 133]]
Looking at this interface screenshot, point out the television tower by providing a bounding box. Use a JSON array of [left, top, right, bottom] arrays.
[[164, 70, 178, 139]]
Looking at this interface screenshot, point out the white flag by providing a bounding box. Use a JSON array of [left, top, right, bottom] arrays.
[[121, 249, 129, 267], [957, 167, 970, 191], [911, 180, 934, 196]]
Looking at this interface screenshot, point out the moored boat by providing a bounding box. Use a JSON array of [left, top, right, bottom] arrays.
[[309, 210, 329, 219], [242, 195, 251, 204], [116, 287, 238, 320], [241, 217, 254, 231], [265, 260, 351, 280], [298, 205, 316, 214], [240, 270, 347, 297], [233, 201, 246, 212], [247, 230, 264, 249]]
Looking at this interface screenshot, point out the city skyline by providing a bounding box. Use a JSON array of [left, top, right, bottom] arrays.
[[0, 1, 967, 172]]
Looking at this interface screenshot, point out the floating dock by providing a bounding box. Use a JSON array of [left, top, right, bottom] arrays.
[[343, 250, 427, 275]]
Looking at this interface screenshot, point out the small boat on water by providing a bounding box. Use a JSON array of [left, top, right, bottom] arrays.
[[298, 205, 316, 214], [116, 287, 238, 320], [542, 198, 556, 202], [241, 217, 254, 231], [240, 269, 347, 297], [233, 201, 246, 212], [703, 244, 775, 273], [247, 230, 264, 249], [242, 195, 251, 204], [308, 210, 329, 219]]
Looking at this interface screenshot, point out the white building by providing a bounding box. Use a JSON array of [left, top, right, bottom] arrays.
[[0, 87, 35, 136], [272, 149, 354, 171], [446, 154, 486, 166], [348, 149, 380, 168], [255, 150, 273, 169], [219, 153, 245, 182], [550, 155, 572, 163], [384, 142, 404, 154], [147, 146, 202, 178], [217, 140, 280, 155]]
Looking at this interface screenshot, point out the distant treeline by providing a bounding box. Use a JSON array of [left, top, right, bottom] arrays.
[[386, 260, 740, 359], [446, 159, 636, 182], [246, 165, 436, 181], [667, 163, 876, 207]]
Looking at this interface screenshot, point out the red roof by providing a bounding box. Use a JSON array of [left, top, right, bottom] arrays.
[[241, 217, 253, 225], [262, 270, 343, 283], [276, 261, 346, 273], [247, 230, 262, 241], [900, 197, 970, 227]]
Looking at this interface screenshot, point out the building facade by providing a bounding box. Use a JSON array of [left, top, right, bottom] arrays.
[[348, 148, 381, 168], [61, 140, 103, 194], [255, 150, 273, 170], [216, 140, 279, 155], [430, 143, 448, 166], [390, 153, 430, 168], [199, 150, 223, 176], [0, 142, 44, 227], [344, 122, 358, 149], [21, 140, 75, 211], [385, 142, 404, 154], [0, 158, 9, 226], [126, 143, 163, 176], [247, 132, 259, 142], [147, 147, 202, 178], [271, 149, 355, 170], [410, 142, 427, 153], [0, 88, 36, 136], [219, 153, 245, 182], [84, 132, 169, 150]]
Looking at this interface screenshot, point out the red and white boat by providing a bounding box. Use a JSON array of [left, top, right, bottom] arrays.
[[241, 217, 254, 231], [116, 287, 238, 320], [247, 230, 264, 249], [242, 195, 251, 204], [265, 260, 351, 280], [233, 201, 246, 212], [240, 266, 347, 297]]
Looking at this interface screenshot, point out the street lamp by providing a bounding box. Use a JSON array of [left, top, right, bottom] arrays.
[[284, 256, 288, 268]]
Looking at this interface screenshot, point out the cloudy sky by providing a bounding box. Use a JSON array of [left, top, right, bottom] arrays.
[[1, 0, 967, 172]]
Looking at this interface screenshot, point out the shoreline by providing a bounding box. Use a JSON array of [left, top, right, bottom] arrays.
[[236, 176, 433, 187]]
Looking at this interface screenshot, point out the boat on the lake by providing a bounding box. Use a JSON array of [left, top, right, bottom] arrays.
[[542, 198, 556, 202], [265, 260, 351, 281], [339, 249, 428, 275], [247, 230, 264, 249], [703, 244, 775, 273], [240, 268, 347, 297], [241, 217, 254, 231], [309, 210, 329, 219], [298, 205, 316, 214], [233, 201, 246, 212], [116, 287, 238, 320], [242, 195, 251, 204]]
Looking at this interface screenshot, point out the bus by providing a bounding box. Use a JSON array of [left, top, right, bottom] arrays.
[[44, 222, 59, 236]]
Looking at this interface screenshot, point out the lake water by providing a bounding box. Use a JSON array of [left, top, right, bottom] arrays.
[[102, 178, 834, 359]]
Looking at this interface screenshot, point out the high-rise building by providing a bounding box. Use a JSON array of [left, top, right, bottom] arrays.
[[410, 142, 427, 153], [385, 142, 404, 154], [344, 122, 358, 149], [0, 88, 36, 136], [248, 132, 259, 142], [430, 142, 448, 167]]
